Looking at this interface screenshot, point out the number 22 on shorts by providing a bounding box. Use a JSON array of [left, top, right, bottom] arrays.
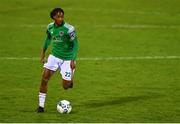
[[65, 72, 71, 77]]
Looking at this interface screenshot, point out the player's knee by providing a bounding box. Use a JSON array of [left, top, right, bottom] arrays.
[[42, 74, 50, 82], [42, 69, 53, 82], [62, 80, 73, 89]]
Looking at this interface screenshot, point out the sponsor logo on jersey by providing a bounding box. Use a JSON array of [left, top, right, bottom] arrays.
[[52, 36, 63, 42]]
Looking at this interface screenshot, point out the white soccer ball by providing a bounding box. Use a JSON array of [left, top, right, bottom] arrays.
[[57, 100, 72, 114]]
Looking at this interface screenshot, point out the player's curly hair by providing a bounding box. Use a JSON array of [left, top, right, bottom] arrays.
[[50, 7, 64, 19]]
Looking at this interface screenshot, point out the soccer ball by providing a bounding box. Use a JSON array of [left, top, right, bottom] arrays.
[[57, 100, 72, 114]]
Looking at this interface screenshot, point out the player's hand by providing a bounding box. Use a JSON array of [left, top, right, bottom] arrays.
[[40, 57, 46, 64], [70, 60, 76, 70]]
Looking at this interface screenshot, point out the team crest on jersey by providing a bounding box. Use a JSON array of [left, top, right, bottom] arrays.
[[59, 31, 64, 36]]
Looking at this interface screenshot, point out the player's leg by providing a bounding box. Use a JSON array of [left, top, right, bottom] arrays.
[[37, 55, 58, 113], [37, 68, 54, 112], [40, 68, 54, 93], [60, 61, 75, 90]]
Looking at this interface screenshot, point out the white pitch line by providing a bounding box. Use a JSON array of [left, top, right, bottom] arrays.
[[78, 56, 180, 60], [0, 57, 39, 60], [0, 56, 180, 61]]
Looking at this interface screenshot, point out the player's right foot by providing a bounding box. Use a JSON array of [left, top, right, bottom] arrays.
[[36, 106, 44, 113]]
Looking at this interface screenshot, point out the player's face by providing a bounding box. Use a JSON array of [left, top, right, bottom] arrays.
[[53, 12, 64, 26]]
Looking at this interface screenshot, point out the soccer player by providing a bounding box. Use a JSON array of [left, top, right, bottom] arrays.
[[36, 7, 78, 113]]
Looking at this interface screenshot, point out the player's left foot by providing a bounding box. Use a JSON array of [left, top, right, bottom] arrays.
[[36, 106, 44, 113]]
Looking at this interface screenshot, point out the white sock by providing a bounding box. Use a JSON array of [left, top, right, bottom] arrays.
[[39, 92, 46, 108]]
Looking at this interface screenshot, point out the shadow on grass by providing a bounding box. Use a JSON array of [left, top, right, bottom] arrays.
[[83, 94, 163, 108]]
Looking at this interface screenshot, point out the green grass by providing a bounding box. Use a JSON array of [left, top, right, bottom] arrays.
[[0, 0, 180, 122]]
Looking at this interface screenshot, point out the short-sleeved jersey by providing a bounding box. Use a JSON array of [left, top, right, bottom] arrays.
[[43, 21, 78, 60]]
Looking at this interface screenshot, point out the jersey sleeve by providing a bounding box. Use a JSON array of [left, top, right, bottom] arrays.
[[68, 26, 78, 60], [68, 26, 76, 41]]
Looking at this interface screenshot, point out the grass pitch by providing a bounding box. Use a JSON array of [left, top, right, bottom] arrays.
[[0, 0, 180, 122]]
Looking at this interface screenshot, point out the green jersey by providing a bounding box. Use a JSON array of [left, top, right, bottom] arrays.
[[43, 21, 78, 60]]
